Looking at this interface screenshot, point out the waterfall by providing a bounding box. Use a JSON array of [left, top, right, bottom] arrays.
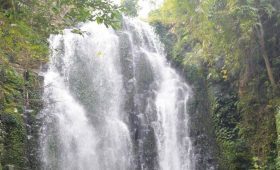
[[40, 17, 195, 170]]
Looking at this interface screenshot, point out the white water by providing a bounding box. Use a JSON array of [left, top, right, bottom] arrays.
[[122, 18, 195, 170], [40, 17, 195, 170]]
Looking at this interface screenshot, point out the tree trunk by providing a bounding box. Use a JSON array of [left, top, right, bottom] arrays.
[[255, 22, 277, 88]]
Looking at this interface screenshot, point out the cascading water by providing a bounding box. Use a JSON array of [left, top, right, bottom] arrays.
[[40, 17, 195, 170]]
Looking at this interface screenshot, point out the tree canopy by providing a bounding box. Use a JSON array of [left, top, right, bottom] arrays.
[[0, 0, 121, 69]]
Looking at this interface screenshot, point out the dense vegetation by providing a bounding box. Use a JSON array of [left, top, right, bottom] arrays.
[[0, 0, 120, 169], [149, 0, 280, 169]]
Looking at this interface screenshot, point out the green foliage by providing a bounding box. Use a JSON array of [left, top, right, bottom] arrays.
[[150, 0, 280, 82], [0, 64, 25, 168], [0, 0, 121, 30], [121, 0, 139, 17], [150, 0, 280, 168], [0, 0, 121, 69], [2, 113, 26, 167]]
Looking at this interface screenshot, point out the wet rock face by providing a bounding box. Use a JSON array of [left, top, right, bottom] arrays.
[[119, 30, 159, 170], [181, 72, 219, 170], [119, 18, 197, 170]]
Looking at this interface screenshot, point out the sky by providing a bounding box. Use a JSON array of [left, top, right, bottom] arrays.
[[138, 0, 164, 18]]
